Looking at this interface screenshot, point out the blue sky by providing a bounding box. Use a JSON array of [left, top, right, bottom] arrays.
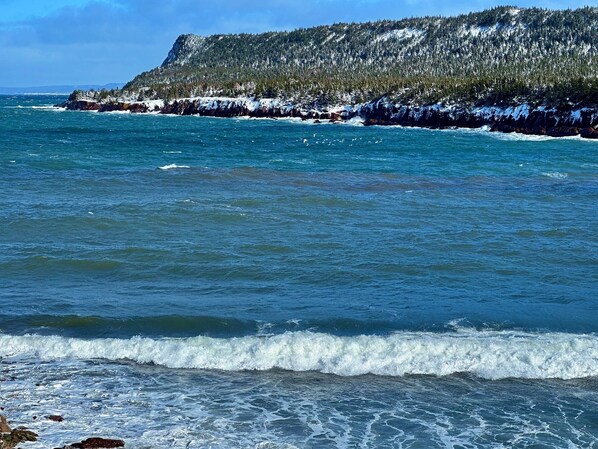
[[0, 0, 595, 87]]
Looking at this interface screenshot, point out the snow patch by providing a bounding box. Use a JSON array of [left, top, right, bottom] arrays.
[[375, 29, 425, 43], [322, 32, 336, 44], [459, 24, 499, 37]]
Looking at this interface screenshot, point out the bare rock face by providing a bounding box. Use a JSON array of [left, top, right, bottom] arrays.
[[58, 94, 598, 139], [580, 127, 598, 138], [64, 101, 101, 111], [98, 102, 148, 113], [162, 34, 206, 66], [0, 416, 10, 434]]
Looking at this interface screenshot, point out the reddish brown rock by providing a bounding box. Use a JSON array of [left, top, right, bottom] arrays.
[[47, 415, 64, 422], [64, 101, 101, 111], [127, 103, 149, 113], [546, 126, 579, 137], [329, 112, 342, 122], [0, 415, 10, 433], [580, 127, 598, 139], [71, 437, 125, 449]]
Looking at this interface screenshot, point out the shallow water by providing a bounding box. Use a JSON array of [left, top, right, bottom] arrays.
[[1, 95, 597, 448]]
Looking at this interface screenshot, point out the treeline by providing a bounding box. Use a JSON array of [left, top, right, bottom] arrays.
[[119, 74, 598, 108]]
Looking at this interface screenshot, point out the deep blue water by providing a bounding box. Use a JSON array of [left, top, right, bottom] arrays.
[[1, 95, 597, 448]]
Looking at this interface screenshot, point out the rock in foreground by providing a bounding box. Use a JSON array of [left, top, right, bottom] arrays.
[[57, 437, 125, 449], [0, 416, 38, 449], [47, 415, 65, 422], [0, 416, 10, 434]]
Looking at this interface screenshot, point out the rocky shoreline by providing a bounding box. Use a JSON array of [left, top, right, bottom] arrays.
[[57, 95, 598, 139], [1, 415, 124, 449]]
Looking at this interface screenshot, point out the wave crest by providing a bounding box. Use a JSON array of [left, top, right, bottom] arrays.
[[1, 330, 597, 380], [158, 163, 190, 170]]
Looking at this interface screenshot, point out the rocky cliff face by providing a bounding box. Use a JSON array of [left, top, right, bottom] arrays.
[[58, 96, 598, 139], [359, 99, 598, 138], [161, 34, 206, 66]]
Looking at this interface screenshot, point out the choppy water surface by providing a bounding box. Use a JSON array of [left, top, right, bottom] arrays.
[[1, 95, 597, 448]]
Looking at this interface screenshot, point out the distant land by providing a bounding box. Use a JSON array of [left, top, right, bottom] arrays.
[[60, 6, 598, 138], [0, 83, 123, 95]]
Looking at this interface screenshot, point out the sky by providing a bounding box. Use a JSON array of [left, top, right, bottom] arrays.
[[0, 0, 595, 87]]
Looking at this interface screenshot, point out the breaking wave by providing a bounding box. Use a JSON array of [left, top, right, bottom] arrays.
[[542, 171, 569, 179], [1, 330, 597, 380], [158, 163, 191, 170]]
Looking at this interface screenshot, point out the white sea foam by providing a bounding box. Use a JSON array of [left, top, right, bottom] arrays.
[[158, 164, 191, 170], [488, 132, 577, 142], [1, 330, 597, 380], [542, 172, 568, 179], [30, 105, 61, 110], [3, 105, 62, 110]]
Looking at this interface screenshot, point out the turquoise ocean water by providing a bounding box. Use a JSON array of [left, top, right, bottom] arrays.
[[1, 95, 597, 448]]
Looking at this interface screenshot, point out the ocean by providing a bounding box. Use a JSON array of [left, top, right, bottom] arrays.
[[0, 95, 597, 448]]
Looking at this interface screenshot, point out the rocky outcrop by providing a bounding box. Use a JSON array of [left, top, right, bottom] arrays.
[[58, 437, 125, 449], [63, 100, 101, 111], [63, 101, 148, 113], [1, 416, 38, 449], [360, 98, 598, 138], [47, 415, 64, 422], [1, 415, 126, 449], [0, 416, 10, 434], [1, 429, 38, 449], [162, 34, 206, 66], [57, 96, 598, 139]]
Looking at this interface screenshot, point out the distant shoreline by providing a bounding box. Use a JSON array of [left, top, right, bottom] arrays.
[[0, 84, 123, 95], [58, 96, 598, 139], [1, 93, 70, 96]]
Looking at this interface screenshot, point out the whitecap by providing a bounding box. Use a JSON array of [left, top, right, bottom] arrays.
[[2, 330, 597, 380], [158, 164, 191, 170], [542, 172, 568, 179]]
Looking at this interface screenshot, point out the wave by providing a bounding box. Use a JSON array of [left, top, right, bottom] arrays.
[[3, 105, 64, 111], [1, 330, 597, 380], [30, 105, 61, 110], [158, 163, 191, 170], [542, 171, 569, 179]]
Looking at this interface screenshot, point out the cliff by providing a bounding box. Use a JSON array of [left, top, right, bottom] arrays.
[[60, 95, 598, 138]]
